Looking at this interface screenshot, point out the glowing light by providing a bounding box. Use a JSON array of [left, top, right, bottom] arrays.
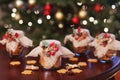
[[77, 2, 82, 6], [82, 20, 87, 25], [103, 19, 107, 23], [42, 35, 47, 39], [37, 18, 42, 24], [93, 20, 98, 24], [4, 24, 12, 28], [78, 9, 87, 19], [104, 27, 109, 32], [58, 23, 64, 28], [89, 17, 94, 22], [28, 22, 32, 26], [28, 0, 36, 5], [12, 8, 17, 13], [14, 13, 21, 20], [4, 24, 9, 28], [90, 0, 95, 2], [19, 19, 23, 24], [46, 15, 51, 20], [11, 13, 16, 18], [15, 0, 24, 8], [34, 10, 39, 14], [55, 11, 64, 20], [111, 5, 116, 9], [118, 1, 120, 5]]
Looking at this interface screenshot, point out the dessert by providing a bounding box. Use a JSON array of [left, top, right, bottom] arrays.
[[0, 28, 33, 57], [87, 58, 98, 63], [57, 69, 68, 74], [26, 40, 74, 70], [78, 62, 87, 66], [26, 60, 37, 65], [69, 57, 78, 61], [21, 70, 32, 75], [10, 61, 21, 66], [64, 26, 93, 54], [71, 69, 82, 73], [25, 65, 39, 70], [89, 32, 120, 61]]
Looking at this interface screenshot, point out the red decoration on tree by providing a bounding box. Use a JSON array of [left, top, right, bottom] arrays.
[[28, 5, 34, 10], [44, 11, 50, 15], [94, 4, 102, 12], [44, 4, 51, 10], [44, 3, 51, 16], [71, 16, 79, 24]]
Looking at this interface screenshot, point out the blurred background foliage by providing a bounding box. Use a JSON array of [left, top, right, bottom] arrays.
[[0, 0, 120, 46]]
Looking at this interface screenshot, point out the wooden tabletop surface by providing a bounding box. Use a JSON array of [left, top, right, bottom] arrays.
[[0, 44, 120, 80]]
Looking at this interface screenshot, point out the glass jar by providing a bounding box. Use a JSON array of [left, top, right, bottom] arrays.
[[39, 56, 62, 70]]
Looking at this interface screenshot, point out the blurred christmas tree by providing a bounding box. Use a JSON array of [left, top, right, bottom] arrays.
[[0, 0, 120, 46]]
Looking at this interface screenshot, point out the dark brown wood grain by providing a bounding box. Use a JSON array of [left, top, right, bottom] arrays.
[[0, 44, 120, 80]]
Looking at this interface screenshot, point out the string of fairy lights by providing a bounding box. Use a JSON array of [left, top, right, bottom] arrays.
[[4, 0, 120, 34]]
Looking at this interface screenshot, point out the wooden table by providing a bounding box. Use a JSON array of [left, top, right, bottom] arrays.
[[0, 45, 120, 80]]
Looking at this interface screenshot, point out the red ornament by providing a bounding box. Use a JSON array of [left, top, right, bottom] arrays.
[[94, 4, 102, 12], [44, 3, 51, 16], [28, 5, 34, 10], [71, 16, 79, 24], [44, 11, 50, 16], [44, 4, 51, 10]]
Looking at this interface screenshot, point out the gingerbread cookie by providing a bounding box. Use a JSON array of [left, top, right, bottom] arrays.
[[69, 57, 78, 61], [26, 65, 39, 70], [66, 63, 79, 69], [88, 58, 98, 63], [26, 60, 37, 65], [71, 69, 82, 73], [78, 62, 87, 66], [21, 70, 32, 75], [10, 61, 21, 66], [57, 69, 68, 74]]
